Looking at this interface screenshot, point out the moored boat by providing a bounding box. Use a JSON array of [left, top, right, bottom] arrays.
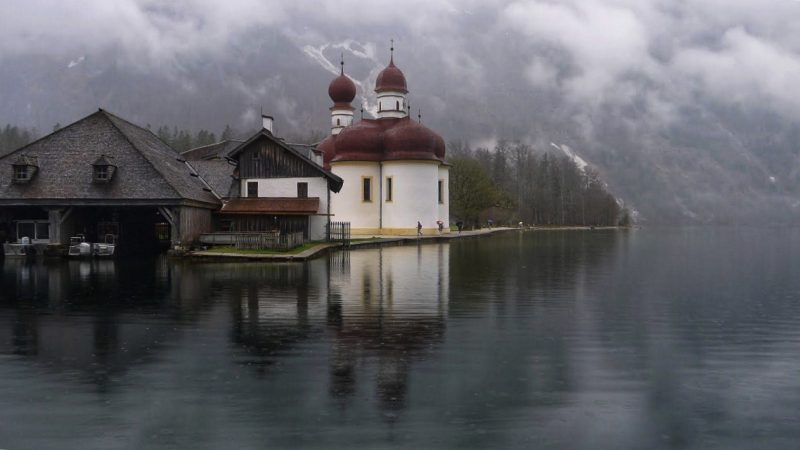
[[3, 237, 37, 258], [68, 234, 116, 258]]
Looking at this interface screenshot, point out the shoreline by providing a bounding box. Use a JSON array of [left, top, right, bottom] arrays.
[[186, 225, 628, 262]]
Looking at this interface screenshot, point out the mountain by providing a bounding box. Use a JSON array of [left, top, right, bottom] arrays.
[[2, 33, 799, 224]]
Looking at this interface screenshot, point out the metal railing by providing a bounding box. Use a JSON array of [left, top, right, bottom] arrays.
[[199, 231, 305, 251], [326, 221, 351, 246]]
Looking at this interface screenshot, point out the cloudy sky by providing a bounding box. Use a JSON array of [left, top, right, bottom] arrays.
[[2, 0, 800, 222], [5, 0, 800, 116]]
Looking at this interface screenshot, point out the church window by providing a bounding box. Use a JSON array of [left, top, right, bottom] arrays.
[[396, 100, 399, 110], [362, 177, 372, 202], [438, 179, 445, 204], [385, 177, 393, 202], [336, 118, 340, 126]]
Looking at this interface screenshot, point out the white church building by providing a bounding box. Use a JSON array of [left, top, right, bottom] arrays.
[[318, 48, 450, 236]]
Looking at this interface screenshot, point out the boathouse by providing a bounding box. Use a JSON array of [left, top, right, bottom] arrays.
[[0, 109, 220, 253]]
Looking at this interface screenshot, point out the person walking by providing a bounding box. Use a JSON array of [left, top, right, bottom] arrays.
[[456, 221, 463, 234], [437, 220, 444, 235], [417, 221, 423, 237]]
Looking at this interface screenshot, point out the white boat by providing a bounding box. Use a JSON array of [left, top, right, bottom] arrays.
[[68, 235, 91, 257], [68, 234, 116, 258], [3, 236, 36, 258], [92, 234, 116, 257]]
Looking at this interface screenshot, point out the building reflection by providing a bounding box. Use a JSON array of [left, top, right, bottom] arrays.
[[0, 257, 215, 388], [326, 244, 448, 414], [223, 243, 450, 416]]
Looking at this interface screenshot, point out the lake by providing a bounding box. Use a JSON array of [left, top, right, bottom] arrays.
[[1, 228, 800, 449]]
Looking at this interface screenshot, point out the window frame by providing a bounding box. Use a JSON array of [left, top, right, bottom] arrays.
[[13, 165, 29, 182], [246, 181, 259, 198], [95, 165, 108, 180], [297, 182, 308, 199], [438, 179, 445, 204], [362, 176, 373, 203], [385, 176, 393, 203]]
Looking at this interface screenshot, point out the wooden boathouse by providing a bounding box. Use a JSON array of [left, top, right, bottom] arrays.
[[0, 109, 220, 254]]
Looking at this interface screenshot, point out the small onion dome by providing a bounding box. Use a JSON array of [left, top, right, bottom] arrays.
[[383, 117, 443, 161], [375, 59, 408, 93], [328, 73, 356, 106], [331, 119, 385, 162], [317, 135, 337, 170]]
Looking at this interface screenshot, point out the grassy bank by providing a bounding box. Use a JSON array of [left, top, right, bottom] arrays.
[[203, 242, 320, 255]]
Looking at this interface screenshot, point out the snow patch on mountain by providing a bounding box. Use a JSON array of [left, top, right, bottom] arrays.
[[302, 42, 386, 118], [550, 142, 588, 171], [67, 56, 85, 68]]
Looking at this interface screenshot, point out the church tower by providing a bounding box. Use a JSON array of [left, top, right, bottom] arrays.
[[328, 57, 356, 135], [375, 43, 408, 119]]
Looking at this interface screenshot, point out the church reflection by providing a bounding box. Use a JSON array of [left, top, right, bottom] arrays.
[[224, 243, 450, 415], [325, 244, 448, 414]]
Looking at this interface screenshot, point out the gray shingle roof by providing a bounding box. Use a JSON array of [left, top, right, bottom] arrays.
[[0, 109, 219, 206], [182, 140, 243, 161], [188, 159, 237, 199]]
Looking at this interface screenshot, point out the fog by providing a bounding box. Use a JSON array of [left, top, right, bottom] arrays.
[[2, 0, 800, 223]]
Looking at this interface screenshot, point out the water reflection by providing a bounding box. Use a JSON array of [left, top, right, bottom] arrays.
[[326, 245, 448, 415], [2, 229, 800, 449]]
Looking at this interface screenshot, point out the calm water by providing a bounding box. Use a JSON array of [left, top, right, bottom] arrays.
[[1, 229, 800, 449]]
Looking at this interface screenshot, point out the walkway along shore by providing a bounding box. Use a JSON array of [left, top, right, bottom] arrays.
[[187, 226, 623, 262]]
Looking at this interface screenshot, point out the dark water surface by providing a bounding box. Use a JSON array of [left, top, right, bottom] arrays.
[[1, 228, 800, 449]]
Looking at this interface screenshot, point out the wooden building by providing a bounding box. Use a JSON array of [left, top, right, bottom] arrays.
[[186, 117, 343, 241], [0, 109, 220, 253]]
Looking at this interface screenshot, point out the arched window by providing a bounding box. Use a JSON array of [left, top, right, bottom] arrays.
[[336, 118, 340, 126], [379, 102, 382, 112], [396, 100, 400, 110]]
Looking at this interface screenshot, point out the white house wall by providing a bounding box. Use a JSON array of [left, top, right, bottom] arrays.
[[240, 176, 330, 240]]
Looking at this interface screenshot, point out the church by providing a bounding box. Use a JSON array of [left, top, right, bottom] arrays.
[[318, 47, 450, 236]]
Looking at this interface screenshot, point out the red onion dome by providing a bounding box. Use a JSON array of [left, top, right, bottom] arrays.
[[331, 120, 384, 162], [433, 132, 446, 160], [375, 59, 408, 93], [328, 73, 356, 105], [317, 135, 337, 170], [383, 117, 441, 161]]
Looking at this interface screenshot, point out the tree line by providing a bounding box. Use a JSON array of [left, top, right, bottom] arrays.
[[449, 141, 630, 228], [0, 125, 37, 155]]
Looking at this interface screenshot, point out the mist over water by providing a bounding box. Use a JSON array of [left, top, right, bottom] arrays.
[[1, 229, 800, 449]]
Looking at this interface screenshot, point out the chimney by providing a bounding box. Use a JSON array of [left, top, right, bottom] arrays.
[[261, 114, 274, 134]]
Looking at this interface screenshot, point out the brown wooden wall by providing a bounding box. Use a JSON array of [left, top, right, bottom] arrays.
[[238, 138, 320, 179], [178, 206, 213, 244]]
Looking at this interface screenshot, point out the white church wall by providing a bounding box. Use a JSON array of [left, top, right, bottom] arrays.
[[438, 165, 450, 229], [330, 162, 381, 232], [381, 161, 441, 233]]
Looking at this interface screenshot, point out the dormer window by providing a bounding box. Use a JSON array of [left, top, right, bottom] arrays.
[[11, 155, 38, 184], [92, 155, 116, 183]]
